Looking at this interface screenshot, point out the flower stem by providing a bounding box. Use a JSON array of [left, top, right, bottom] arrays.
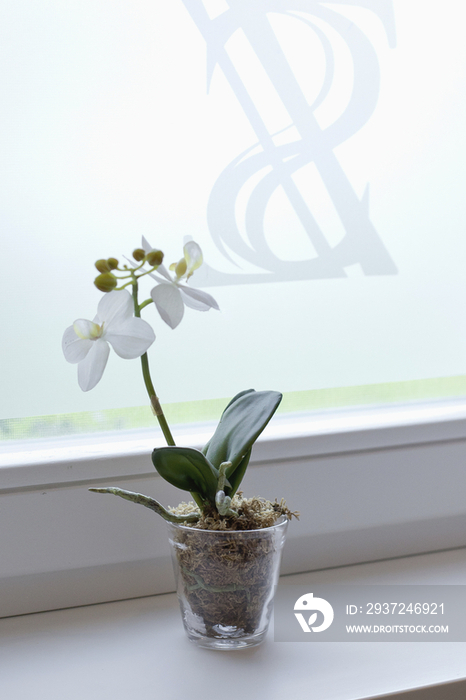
[[131, 277, 176, 446], [139, 298, 154, 311]]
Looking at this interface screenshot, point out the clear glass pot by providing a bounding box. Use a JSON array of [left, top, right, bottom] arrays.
[[166, 515, 288, 650]]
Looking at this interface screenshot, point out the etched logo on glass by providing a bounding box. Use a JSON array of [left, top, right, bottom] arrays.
[[183, 0, 397, 285]]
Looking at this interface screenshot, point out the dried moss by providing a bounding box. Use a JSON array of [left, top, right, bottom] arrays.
[[169, 493, 298, 531]]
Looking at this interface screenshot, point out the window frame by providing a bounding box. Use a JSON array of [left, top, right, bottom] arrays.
[[1, 397, 466, 618]]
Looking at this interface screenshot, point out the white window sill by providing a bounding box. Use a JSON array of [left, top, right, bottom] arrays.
[[1, 548, 466, 700]]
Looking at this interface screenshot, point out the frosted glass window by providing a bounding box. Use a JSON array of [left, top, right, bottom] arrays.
[[1, 1, 466, 439]]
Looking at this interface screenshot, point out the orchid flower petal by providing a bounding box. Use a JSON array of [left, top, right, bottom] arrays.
[[178, 290, 210, 311], [105, 317, 155, 359], [147, 263, 171, 282], [183, 241, 203, 276], [148, 270, 167, 283], [150, 283, 184, 329], [77, 338, 110, 392], [97, 290, 133, 327], [62, 326, 93, 363], [141, 235, 152, 253], [179, 285, 220, 311]]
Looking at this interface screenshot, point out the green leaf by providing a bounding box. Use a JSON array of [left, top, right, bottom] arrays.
[[225, 447, 251, 498], [202, 389, 282, 494], [89, 487, 200, 523], [151, 446, 219, 501], [220, 388, 256, 412]]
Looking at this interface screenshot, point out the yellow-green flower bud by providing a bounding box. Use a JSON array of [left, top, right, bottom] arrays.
[[133, 248, 146, 262], [146, 250, 164, 267], [107, 257, 119, 270], [95, 259, 111, 273], [94, 273, 117, 292]]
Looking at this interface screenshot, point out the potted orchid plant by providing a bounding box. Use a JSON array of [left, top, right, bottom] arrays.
[[62, 238, 294, 650]]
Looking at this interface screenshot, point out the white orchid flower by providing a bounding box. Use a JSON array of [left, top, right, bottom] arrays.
[[141, 236, 219, 329], [62, 290, 155, 392]]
